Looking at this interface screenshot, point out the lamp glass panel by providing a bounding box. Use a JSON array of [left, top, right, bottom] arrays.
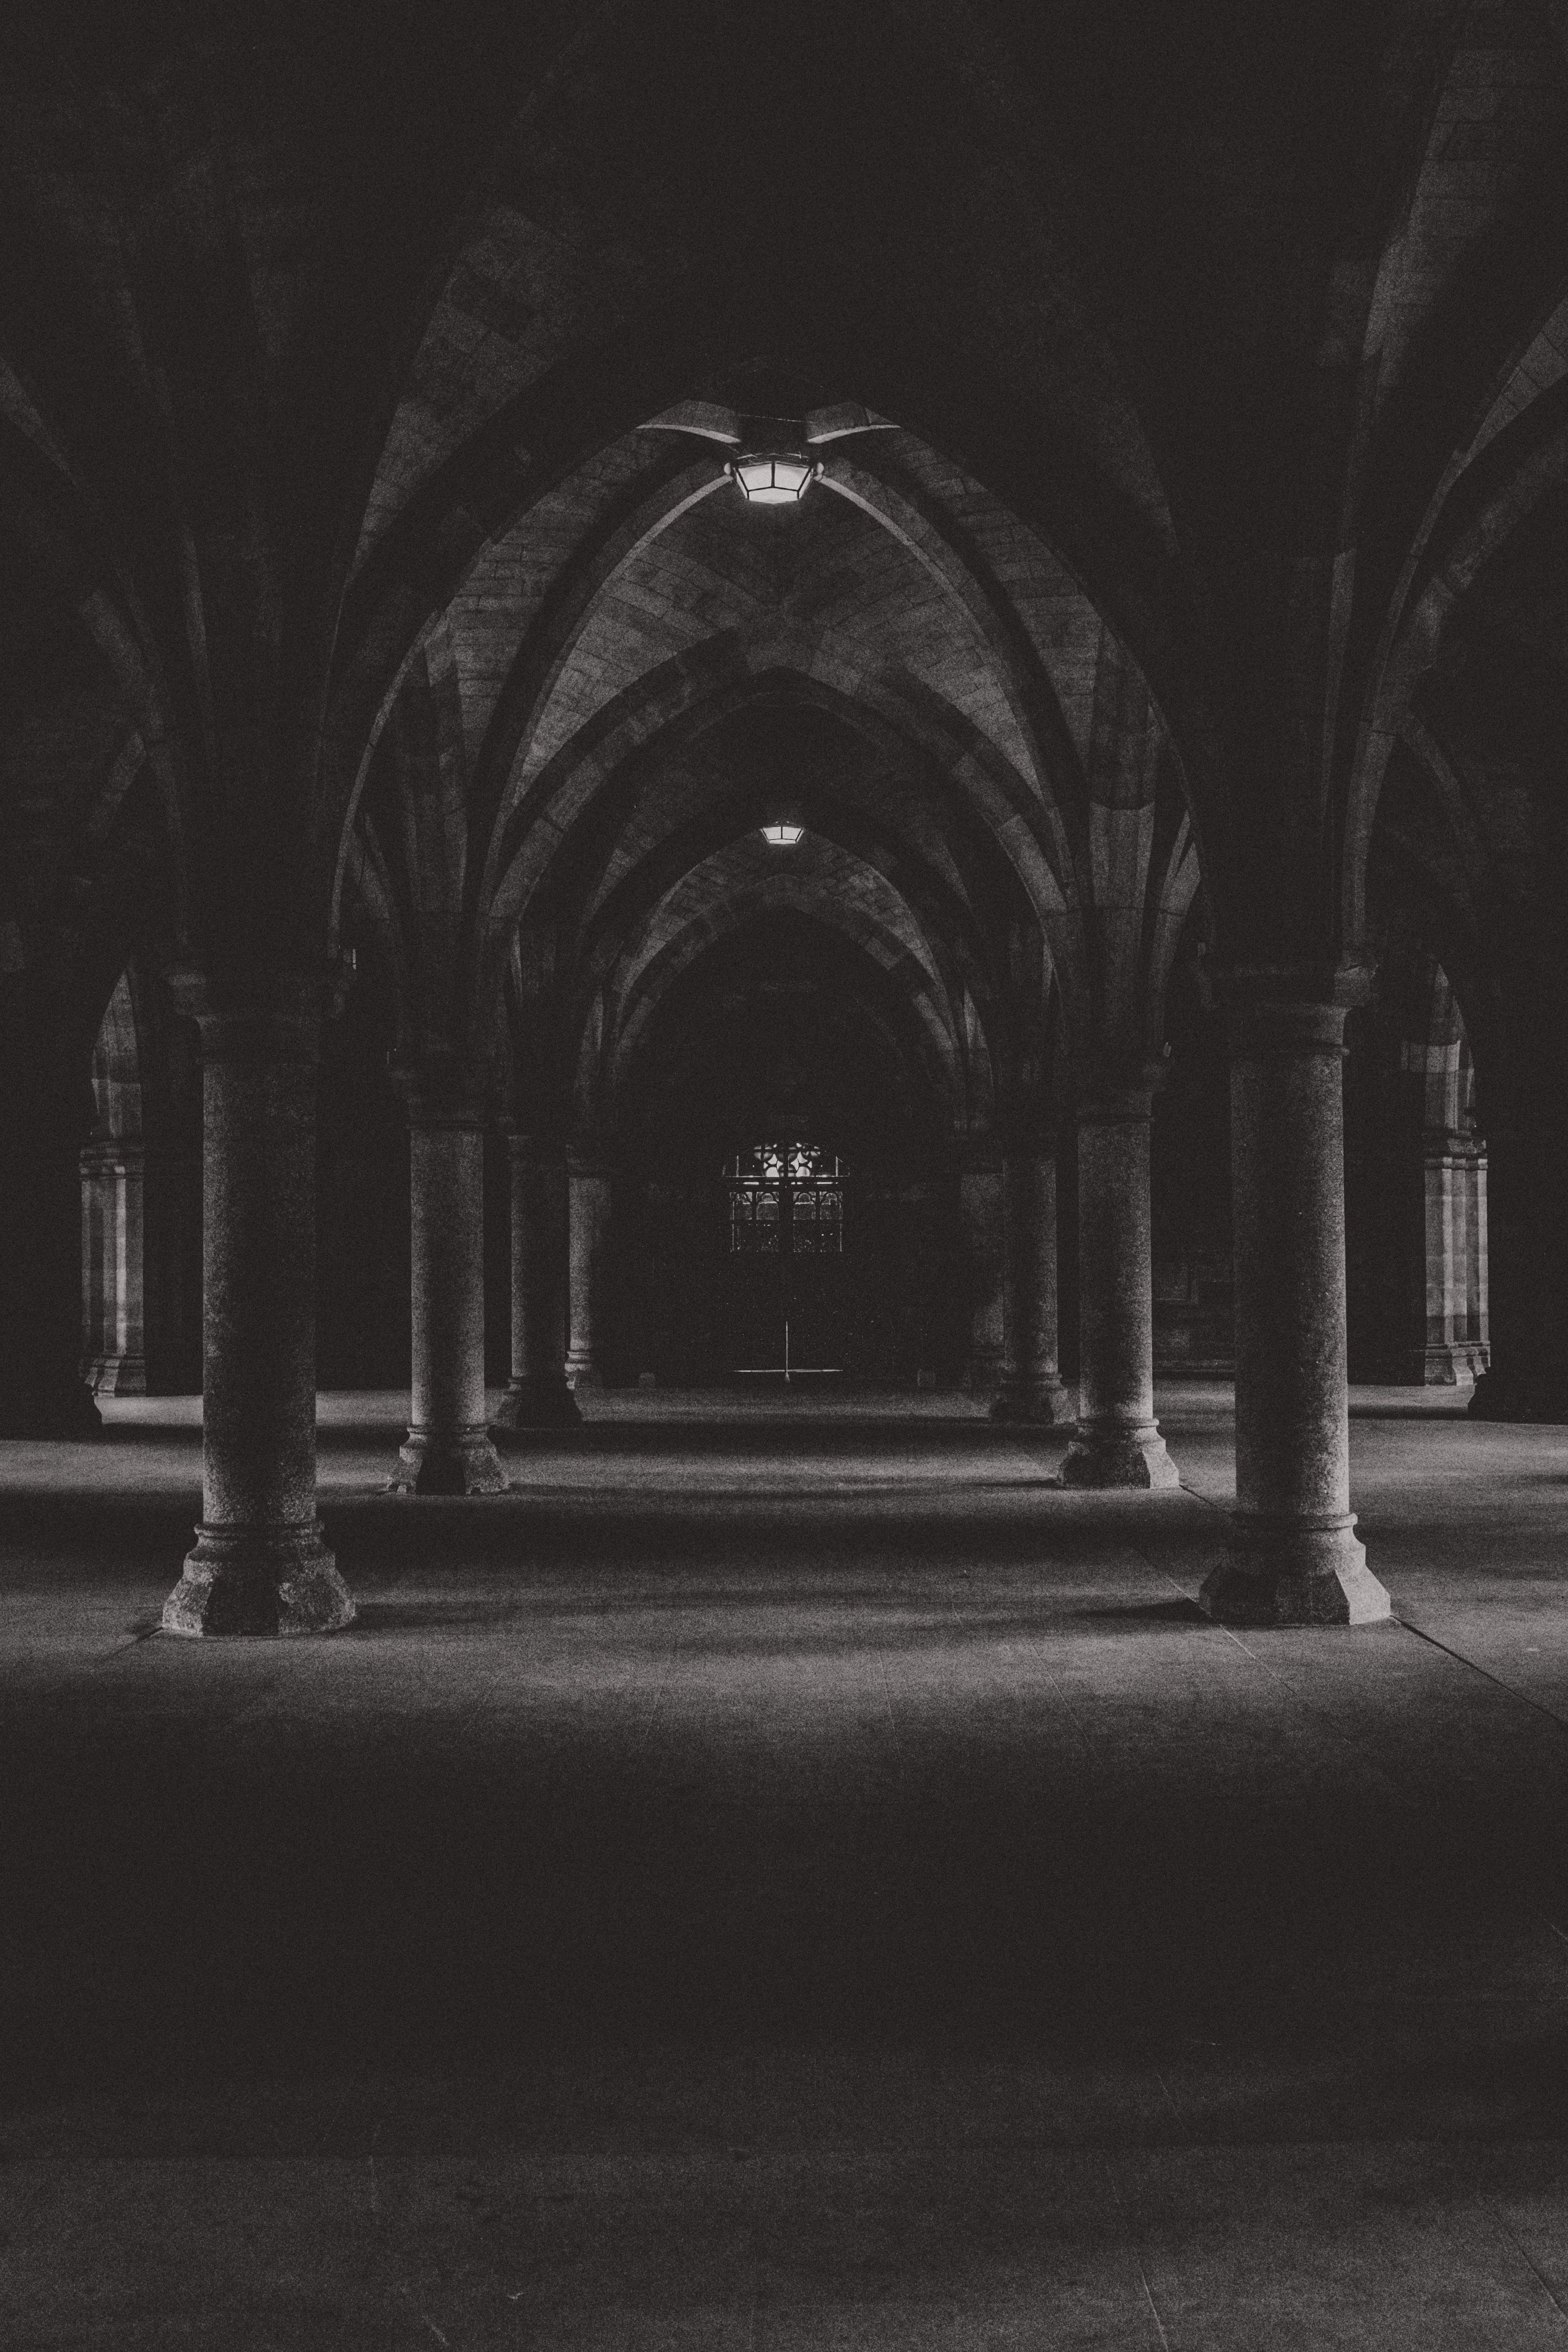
[[732, 453, 816, 504]]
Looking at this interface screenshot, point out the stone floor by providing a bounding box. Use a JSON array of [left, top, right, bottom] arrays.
[[4, 1384, 1568, 2347]]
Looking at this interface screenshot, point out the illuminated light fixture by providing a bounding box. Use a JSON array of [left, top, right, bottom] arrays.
[[728, 450, 821, 505], [760, 822, 804, 847]]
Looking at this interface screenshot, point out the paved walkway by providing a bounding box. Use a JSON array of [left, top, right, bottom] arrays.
[[4, 1387, 1568, 2346]]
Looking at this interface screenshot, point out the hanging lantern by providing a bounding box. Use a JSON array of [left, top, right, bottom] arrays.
[[728, 449, 821, 505], [760, 823, 804, 847]]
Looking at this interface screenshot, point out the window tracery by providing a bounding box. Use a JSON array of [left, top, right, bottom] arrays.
[[727, 1142, 843, 1254]]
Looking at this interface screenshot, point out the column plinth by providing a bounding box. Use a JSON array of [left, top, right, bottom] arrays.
[[1058, 1070, 1177, 1488], [165, 1521, 351, 1637], [494, 1132, 582, 1431], [160, 978, 353, 1637], [991, 1147, 1073, 1425], [1200, 980, 1390, 1627], [392, 1421, 508, 1494], [992, 1372, 1075, 1425], [495, 1377, 582, 1429], [388, 1063, 508, 1495]]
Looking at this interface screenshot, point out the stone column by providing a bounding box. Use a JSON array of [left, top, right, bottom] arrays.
[[0, 969, 100, 1439], [1059, 1065, 1177, 1487], [144, 1142, 204, 1394], [80, 1138, 201, 1396], [958, 1150, 1005, 1396], [80, 1137, 147, 1394], [389, 1062, 508, 1494], [1467, 1037, 1568, 1420], [161, 978, 353, 1636], [1468, 1147, 1490, 1366], [495, 1131, 582, 1429], [991, 1145, 1073, 1424], [566, 1155, 613, 1389], [1416, 1133, 1490, 1382], [1199, 983, 1390, 1625]]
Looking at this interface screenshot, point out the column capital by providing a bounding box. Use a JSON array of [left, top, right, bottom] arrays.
[[1000, 1133, 1059, 1165], [1070, 1055, 1166, 1120], [389, 1053, 493, 1129], [500, 1122, 566, 1163], [167, 968, 324, 1064], [956, 1135, 1002, 1178], [1208, 959, 1375, 1055], [1425, 1126, 1483, 1161], [995, 1080, 1060, 1157], [78, 1136, 146, 1177]]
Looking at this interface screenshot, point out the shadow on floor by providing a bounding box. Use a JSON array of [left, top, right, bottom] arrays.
[[1071, 1595, 1208, 1625]]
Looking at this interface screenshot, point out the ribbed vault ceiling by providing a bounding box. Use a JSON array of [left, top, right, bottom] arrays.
[[1, 0, 1566, 1121]]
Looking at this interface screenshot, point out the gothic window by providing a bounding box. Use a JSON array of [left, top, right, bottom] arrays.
[[728, 1142, 843, 1254]]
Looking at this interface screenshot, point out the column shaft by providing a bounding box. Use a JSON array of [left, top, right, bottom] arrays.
[[1200, 994, 1389, 1625], [0, 975, 100, 1437], [1404, 1138, 1490, 1383], [80, 1140, 146, 1393], [566, 1161, 612, 1389], [1470, 1153, 1490, 1358], [991, 1149, 1073, 1425], [1059, 1079, 1176, 1487], [1468, 1073, 1568, 1417], [1432, 1140, 1489, 1380], [162, 987, 353, 1635], [958, 1161, 1005, 1395], [141, 1145, 203, 1394], [495, 1137, 581, 1429], [391, 1093, 507, 1494]]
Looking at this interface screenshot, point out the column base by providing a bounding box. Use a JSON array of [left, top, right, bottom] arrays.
[[389, 1425, 510, 1495], [1363, 1344, 1489, 1386], [494, 1374, 583, 1431], [1199, 1517, 1390, 1626], [162, 1523, 355, 1637], [1056, 1419, 1179, 1488], [84, 1353, 148, 1397], [990, 1373, 1075, 1426], [1414, 1343, 1489, 1386], [0, 1378, 103, 1438], [565, 1356, 602, 1391], [1467, 1366, 1568, 1422]]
